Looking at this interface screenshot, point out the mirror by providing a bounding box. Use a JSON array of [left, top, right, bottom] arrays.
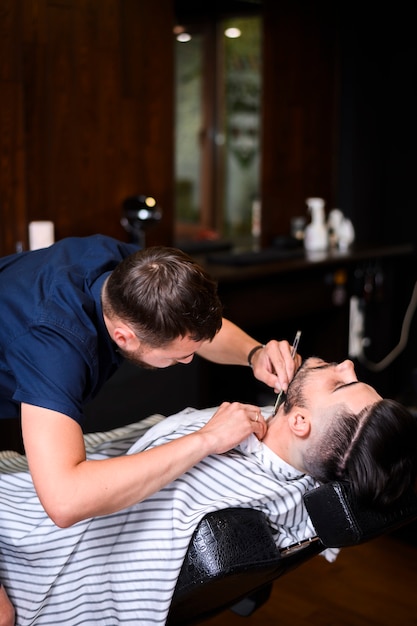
[[174, 4, 262, 250]]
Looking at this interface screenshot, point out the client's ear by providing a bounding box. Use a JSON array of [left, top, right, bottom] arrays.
[[288, 411, 311, 438]]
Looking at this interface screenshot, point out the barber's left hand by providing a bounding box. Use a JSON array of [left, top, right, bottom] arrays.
[[250, 339, 302, 393]]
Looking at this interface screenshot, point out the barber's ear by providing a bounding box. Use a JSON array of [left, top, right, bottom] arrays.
[[288, 411, 311, 437], [112, 324, 137, 349]]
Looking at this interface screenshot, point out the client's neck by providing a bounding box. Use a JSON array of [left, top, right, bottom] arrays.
[[262, 410, 305, 473]]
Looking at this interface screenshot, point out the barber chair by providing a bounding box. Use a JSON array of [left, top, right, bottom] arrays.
[[167, 481, 417, 625]]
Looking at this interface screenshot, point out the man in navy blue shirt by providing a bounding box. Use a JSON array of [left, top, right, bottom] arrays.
[[0, 234, 301, 623], [0, 235, 296, 426]]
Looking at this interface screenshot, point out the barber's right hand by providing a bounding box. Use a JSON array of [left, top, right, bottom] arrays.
[[199, 402, 267, 455], [250, 339, 302, 394]]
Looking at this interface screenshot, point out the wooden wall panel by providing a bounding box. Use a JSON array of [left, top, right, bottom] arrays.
[[0, 0, 28, 255], [118, 0, 175, 246], [0, 82, 28, 255], [0, 0, 174, 256], [261, 0, 340, 245]]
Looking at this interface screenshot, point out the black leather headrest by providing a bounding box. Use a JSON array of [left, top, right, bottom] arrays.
[[303, 481, 417, 547]]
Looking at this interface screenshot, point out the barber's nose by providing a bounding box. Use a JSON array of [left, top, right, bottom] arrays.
[[177, 355, 194, 365]]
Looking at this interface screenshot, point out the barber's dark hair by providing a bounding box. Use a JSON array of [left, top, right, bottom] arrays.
[[103, 246, 223, 347], [302, 399, 417, 508]]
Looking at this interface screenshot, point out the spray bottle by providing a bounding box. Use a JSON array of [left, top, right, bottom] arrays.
[[304, 197, 328, 252]]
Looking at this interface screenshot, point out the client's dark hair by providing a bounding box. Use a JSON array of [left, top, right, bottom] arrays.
[[103, 246, 223, 347], [303, 399, 417, 508]]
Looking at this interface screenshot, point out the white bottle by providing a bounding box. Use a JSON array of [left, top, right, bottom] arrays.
[[304, 197, 328, 252], [328, 208, 355, 251], [338, 217, 355, 251]]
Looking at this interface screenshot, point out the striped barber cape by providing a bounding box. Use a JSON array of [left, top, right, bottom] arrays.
[[0, 406, 322, 625]]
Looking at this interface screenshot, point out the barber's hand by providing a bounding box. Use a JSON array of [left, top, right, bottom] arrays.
[[0, 585, 15, 626], [250, 339, 302, 393], [199, 402, 267, 454]]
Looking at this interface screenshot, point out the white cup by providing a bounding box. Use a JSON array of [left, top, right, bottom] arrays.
[[29, 221, 55, 250]]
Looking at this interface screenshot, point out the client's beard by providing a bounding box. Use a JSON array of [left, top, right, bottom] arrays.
[[283, 359, 310, 412]]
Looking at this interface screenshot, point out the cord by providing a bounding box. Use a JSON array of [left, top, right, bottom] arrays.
[[357, 280, 417, 372]]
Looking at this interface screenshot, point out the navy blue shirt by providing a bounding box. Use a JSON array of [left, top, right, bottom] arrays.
[[0, 235, 138, 424]]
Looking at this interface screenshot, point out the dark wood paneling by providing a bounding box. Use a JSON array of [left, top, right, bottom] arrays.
[[0, 0, 28, 254], [119, 0, 175, 246], [0, 0, 174, 256], [261, 0, 340, 246], [338, 6, 417, 246]]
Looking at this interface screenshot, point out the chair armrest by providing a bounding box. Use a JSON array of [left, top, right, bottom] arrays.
[[168, 507, 283, 624], [304, 481, 417, 547], [173, 507, 280, 592]]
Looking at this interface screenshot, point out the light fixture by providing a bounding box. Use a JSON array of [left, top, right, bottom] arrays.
[[224, 27, 241, 39], [174, 24, 191, 43], [121, 195, 162, 248]]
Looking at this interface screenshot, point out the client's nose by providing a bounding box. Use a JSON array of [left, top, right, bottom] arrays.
[[336, 359, 356, 373]]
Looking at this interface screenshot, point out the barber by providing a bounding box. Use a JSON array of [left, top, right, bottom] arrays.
[[0, 235, 300, 624]]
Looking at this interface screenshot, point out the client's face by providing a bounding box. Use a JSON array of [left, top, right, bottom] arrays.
[[286, 357, 382, 417]]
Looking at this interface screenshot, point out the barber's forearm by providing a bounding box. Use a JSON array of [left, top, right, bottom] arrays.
[[22, 401, 264, 528], [47, 431, 215, 527], [28, 403, 263, 528], [22, 406, 215, 528], [197, 318, 260, 365]]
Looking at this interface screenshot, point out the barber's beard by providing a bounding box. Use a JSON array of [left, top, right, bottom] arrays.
[[117, 346, 158, 370]]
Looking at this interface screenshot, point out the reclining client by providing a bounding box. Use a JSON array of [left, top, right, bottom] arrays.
[[0, 356, 416, 625]]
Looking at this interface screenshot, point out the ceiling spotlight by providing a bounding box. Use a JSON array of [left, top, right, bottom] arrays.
[[174, 25, 191, 42], [176, 32, 192, 42], [224, 27, 241, 39]]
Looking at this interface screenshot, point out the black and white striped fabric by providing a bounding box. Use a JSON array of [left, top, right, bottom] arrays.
[[0, 407, 324, 625]]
